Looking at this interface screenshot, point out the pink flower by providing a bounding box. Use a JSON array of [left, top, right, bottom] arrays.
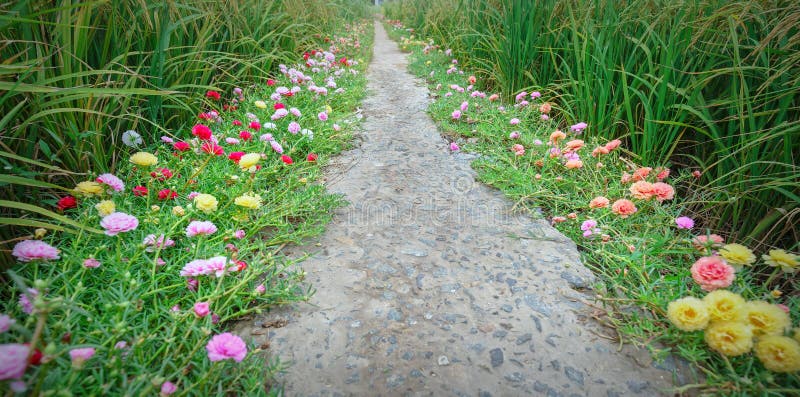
[[570, 122, 588, 133], [675, 217, 694, 229], [0, 314, 15, 333], [509, 118, 520, 125], [271, 108, 288, 120], [512, 144, 525, 156], [651, 182, 674, 202], [318, 112, 328, 121], [288, 121, 301, 134], [692, 234, 724, 251], [629, 181, 654, 200], [194, 302, 210, 318], [18, 289, 37, 314], [531, 91, 541, 99], [604, 139, 622, 151], [100, 212, 139, 236], [96, 173, 124, 192], [180, 256, 238, 278], [225, 137, 240, 145], [0, 344, 29, 380], [12, 240, 60, 262], [541, 114, 549, 120], [160, 381, 177, 396], [187, 191, 200, 200], [581, 220, 600, 237], [234, 230, 246, 239], [589, 196, 610, 209], [270, 141, 284, 154], [187, 278, 198, 291], [83, 258, 101, 268], [289, 107, 301, 117], [249, 121, 261, 131], [186, 221, 217, 237], [69, 347, 96, 367], [611, 199, 637, 218], [114, 341, 128, 349], [460, 101, 468, 112], [260, 133, 274, 142], [143, 234, 175, 252], [509, 131, 520, 139], [206, 333, 247, 362], [255, 284, 266, 294], [690, 256, 735, 291], [449, 142, 460, 152], [451, 110, 462, 120]]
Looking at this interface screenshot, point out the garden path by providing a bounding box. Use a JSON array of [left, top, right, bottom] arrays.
[[237, 22, 685, 396]]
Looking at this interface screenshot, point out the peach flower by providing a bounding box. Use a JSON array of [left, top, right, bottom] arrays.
[[691, 256, 735, 291], [611, 199, 637, 218], [629, 181, 654, 200], [549, 129, 566, 144], [652, 182, 675, 202], [632, 167, 652, 181], [589, 196, 610, 209]]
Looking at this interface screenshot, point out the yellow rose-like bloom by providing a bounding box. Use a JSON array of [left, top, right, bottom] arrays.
[[239, 153, 260, 171], [719, 243, 755, 268], [703, 290, 746, 322], [743, 301, 791, 336], [667, 297, 710, 331], [172, 206, 185, 216], [704, 321, 753, 356], [254, 100, 267, 109], [95, 200, 116, 217], [763, 249, 799, 273], [193, 193, 218, 213], [755, 335, 800, 373], [234, 194, 262, 210], [129, 152, 158, 167], [74, 181, 104, 196]]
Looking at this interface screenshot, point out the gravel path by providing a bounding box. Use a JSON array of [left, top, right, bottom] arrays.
[[237, 22, 683, 396]]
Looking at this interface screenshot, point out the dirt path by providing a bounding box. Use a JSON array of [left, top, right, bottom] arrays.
[[238, 22, 684, 396]]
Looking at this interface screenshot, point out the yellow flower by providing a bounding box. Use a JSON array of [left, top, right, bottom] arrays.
[[325, 105, 333, 114], [704, 321, 753, 356], [743, 301, 790, 336], [755, 335, 800, 373], [34, 228, 47, 239], [763, 249, 799, 273], [172, 206, 185, 216], [95, 200, 115, 217], [234, 194, 262, 210], [239, 153, 260, 171], [719, 243, 755, 268], [129, 152, 158, 167], [150, 205, 160, 212], [193, 193, 218, 213], [794, 328, 800, 344], [667, 297, 710, 331], [74, 181, 104, 196], [254, 100, 267, 109], [703, 290, 746, 322]]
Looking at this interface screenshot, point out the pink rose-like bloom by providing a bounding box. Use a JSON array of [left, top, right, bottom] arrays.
[[18, 288, 37, 315], [187, 191, 200, 200], [12, 240, 60, 262], [96, 173, 125, 192], [652, 182, 675, 202], [206, 332, 247, 362], [114, 341, 128, 349], [0, 314, 15, 333], [509, 118, 520, 125], [449, 142, 460, 152], [451, 110, 461, 120], [83, 258, 101, 268], [255, 284, 266, 294], [611, 199, 637, 218], [333, 123, 341, 131], [143, 234, 176, 252], [509, 131, 520, 139], [234, 230, 246, 239], [604, 139, 622, 151], [100, 212, 139, 236], [0, 344, 29, 380], [541, 114, 549, 120], [581, 220, 599, 237], [288, 121, 301, 134], [629, 181, 654, 200], [531, 91, 541, 99], [512, 144, 525, 156], [194, 302, 210, 318], [589, 196, 610, 209], [675, 216, 694, 229], [289, 107, 301, 117], [161, 381, 177, 396], [690, 256, 735, 291], [318, 112, 328, 121], [180, 256, 238, 278], [460, 101, 468, 112], [186, 221, 217, 237], [187, 277, 198, 291], [270, 141, 284, 154], [260, 133, 274, 142], [69, 347, 96, 367]]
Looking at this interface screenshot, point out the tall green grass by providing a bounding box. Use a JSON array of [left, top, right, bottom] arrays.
[[383, 0, 799, 249]]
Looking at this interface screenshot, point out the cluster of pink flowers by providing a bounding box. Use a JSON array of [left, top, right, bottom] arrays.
[[180, 256, 239, 277]]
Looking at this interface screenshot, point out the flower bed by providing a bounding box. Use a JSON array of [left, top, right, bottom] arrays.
[[0, 21, 372, 396], [384, 21, 800, 393]]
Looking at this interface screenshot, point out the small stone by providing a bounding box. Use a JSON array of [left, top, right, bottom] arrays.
[[626, 380, 650, 393], [504, 372, 524, 382], [490, 348, 504, 367], [560, 271, 589, 289], [550, 360, 560, 371], [388, 309, 403, 321], [402, 351, 414, 360], [564, 366, 584, 386], [410, 369, 423, 378], [386, 374, 405, 388], [438, 355, 450, 366], [479, 391, 492, 397], [492, 330, 508, 339], [501, 304, 513, 313], [516, 333, 532, 345], [401, 249, 428, 257]]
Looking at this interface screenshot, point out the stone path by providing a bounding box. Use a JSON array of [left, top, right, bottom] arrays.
[[237, 22, 684, 396]]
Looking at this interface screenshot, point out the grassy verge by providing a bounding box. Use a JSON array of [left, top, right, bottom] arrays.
[[0, 19, 373, 396], [384, 21, 799, 395]]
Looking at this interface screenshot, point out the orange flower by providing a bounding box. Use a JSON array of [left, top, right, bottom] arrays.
[[592, 146, 609, 157], [652, 182, 674, 202], [539, 102, 552, 114], [589, 196, 610, 208], [656, 168, 670, 181], [604, 139, 622, 151], [566, 212, 577, 219], [552, 216, 567, 223], [565, 139, 584, 151], [632, 167, 652, 181], [549, 129, 566, 144], [565, 159, 583, 169], [488, 94, 500, 102], [611, 199, 637, 218], [621, 172, 632, 184], [468, 75, 477, 84], [629, 181, 654, 200]]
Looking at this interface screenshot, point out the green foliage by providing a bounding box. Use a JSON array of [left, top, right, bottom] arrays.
[[383, 0, 799, 251]]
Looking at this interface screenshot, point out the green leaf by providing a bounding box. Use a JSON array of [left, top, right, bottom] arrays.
[[0, 200, 103, 234]]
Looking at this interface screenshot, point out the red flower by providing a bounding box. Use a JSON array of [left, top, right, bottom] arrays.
[[234, 260, 247, 271], [24, 343, 42, 365], [173, 141, 190, 151], [232, 120, 243, 126], [206, 90, 221, 100], [339, 57, 348, 65], [281, 155, 293, 165], [56, 195, 78, 211], [274, 102, 285, 110], [303, 52, 310, 60], [201, 142, 224, 156], [192, 124, 212, 140], [239, 130, 252, 141], [306, 153, 318, 162], [249, 121, 261, 131], [228, 151, 245, 163], [198, 112, 213, 120], [223, 104, 237, 112], [133, 186, 148, 196], [284, 91, 294, 97], [267, 79, 276, 86], [150, 167, 173, 181], [158, 189, 177, 200]]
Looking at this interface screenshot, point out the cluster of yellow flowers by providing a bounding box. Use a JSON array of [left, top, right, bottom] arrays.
[[718, 242, 798, 273], [668, 290, 800, 372]]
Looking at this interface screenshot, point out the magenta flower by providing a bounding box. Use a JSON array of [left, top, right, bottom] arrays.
[[570, 122, 588, 133], [180, 256, 238, 278], [675, 216, 695, 230], [449, 142, 460, 152], [12, 240, 60, 262], [83, 258, 101, 268], [318, 112, 328, 121], [186, 221, 217, 237], [451, 110, 462, 120], [18, 288, 38, 315], [460, 101, 468, 112], [0, 315, 14, 333], [69, 347, 96, 368], [580, 220, 600, 237], [161, 381, 177, 396], [143, 234, 176, 252], [0, 344, 29, 380], [509, 118, 520, 125], [206, 332, 247, 362], [96, 173, 124, 192], [100, 212, 139, 236], [194, 302, 210, 318], [531, 91, 541, 99]]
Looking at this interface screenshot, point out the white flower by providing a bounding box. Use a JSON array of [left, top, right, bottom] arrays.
[[122, 130, 143, 148]]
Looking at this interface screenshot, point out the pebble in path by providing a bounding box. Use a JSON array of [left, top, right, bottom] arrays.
[[237, 22, 684, 396]]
